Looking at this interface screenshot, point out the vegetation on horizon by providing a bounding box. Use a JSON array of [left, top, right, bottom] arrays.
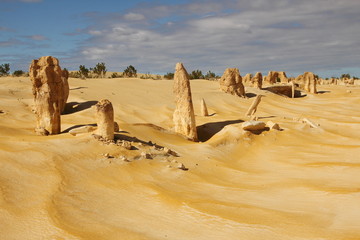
[[0, 63, 10, 76], [123, 65, 137, 77]]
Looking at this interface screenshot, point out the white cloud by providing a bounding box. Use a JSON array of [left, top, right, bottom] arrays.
[[71, 0, 360, 77], [124, 12, 145, 21]]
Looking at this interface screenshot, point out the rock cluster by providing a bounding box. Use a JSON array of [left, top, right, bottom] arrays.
[[29, 56, 69, 135], [173, 63, 198, 141], [219, 68, 246, 97], [265, 71, 279, 84]]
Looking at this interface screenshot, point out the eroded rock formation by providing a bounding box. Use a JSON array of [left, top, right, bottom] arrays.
[[219, 68, 245, 97], [296, 72, 317, 94], [95, 99, 114, 140], [251, 72, 263, 89], [173, 63, 198, 141], [29, 56, 69, 135], [265, 71, 279, 84], [243, 73, 252, 84], [278, 72, 288, 83], [200, 98, 209, 117]]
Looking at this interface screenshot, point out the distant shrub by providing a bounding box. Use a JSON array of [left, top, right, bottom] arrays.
[[189, 70, 204, 80], [164, 72, 174, 80], [0, 63, 10, 76], [341, 73, 351, 79], [123, 65, 137, 77], [140, 73, 151, 79], [69, 71, 81, 78], [78, 65, 90, 79], [111, 72, 123, 78], [92, 62, 107, 78], [204, 70, 216, 80], [13, 70, 25, 77]]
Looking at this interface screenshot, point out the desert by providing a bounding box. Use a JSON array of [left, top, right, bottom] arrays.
[[1, 58, 360, 239], [1, 0, 360, 239]]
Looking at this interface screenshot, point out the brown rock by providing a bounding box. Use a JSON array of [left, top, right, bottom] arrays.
[[219, 68, 245, 97], [29, 56, 69, 135], [266, 121, 281, 130], [265, 71, 279, 84], [278, 72, 288, 83], [95, 99, 114, 140], [251, 72, 262, 89], [294, 72, 317, 94], [243, 73, 252, 84], [173, 63, 198, 141]]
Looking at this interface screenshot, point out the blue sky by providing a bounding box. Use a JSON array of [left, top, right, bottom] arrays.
[[1, 0, 359, 78]]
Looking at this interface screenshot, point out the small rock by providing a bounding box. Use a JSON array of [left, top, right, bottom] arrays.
[[92, 134, 102, 140], [121, 141, 132, 150], [141, 152, 152, 159], [346, 90, 352, 93], [35, 127, 49, 136], [69, 125, 96, 136], [242, 121, 266, 131], [266, 121, 281, 130], [177, 163, 188, 171]]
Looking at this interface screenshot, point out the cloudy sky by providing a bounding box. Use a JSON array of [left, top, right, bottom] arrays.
[[0, 0, 359, 77]]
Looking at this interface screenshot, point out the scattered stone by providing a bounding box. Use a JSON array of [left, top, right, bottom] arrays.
[[69, 125, 97, 136], [92, 134, 102, 140], [173, 62, 198, 141], [302, 118, 320, 128], [266, 121, 281, 130], [177, 163, 188, 171], [346, 90, 352, 93], [219, 68, 246, 97], [121, 141, 132, 150], [95, 99, 114, 140], [29, 56, 69, 135], [242, 121, 266, 131], [141, 152, 152, 159]]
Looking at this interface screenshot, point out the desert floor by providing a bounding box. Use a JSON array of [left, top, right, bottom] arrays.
[[1, 76, 360, 240]]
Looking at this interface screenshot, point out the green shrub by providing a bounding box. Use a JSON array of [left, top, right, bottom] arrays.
[[0, 63, 10, 76], [92, 62, 107, 78], [13, 70, 25, 77], [189, 70, 204, 80], [123, 65, 137, 77], [164, 72, 174, 80]]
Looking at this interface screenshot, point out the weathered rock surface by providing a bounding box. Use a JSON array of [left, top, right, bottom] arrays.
[[95, 99, 114, 140], [251, 72, 263, 89], [173, 63, 198, 141], [278, 72, 288, 83], [200, 98, 209, 117], [266, 121, 281, 130], [265, 71, 279, 84], [29, 56, 69, 135], [265, 85, 301, 98], [243, 73, 252, 84], [219, 68, 245, 97], [245, 95, 263, 117], [295, 72, 317, 94], [242, 121, 266, 131]]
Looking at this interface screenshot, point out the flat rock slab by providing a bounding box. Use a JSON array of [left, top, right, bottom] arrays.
[[242, 121, 266, 131]]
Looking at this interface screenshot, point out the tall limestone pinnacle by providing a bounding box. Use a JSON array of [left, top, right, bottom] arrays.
[[173, 63, 198, 142], [29, 56, 69, 135]]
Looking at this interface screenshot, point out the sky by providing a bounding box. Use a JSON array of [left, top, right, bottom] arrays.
[[0, 0, 359, 78]]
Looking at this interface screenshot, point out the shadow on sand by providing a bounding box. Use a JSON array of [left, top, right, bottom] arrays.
[[63, 101, 98, 115], [62, 123, 97, 133], [197, 119, 244, 142]]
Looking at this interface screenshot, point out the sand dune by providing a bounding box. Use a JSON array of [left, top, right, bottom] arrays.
[[1, 76, 360, 239]]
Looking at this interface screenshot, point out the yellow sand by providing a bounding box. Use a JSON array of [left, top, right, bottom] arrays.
[[0, 76, 360, 240]]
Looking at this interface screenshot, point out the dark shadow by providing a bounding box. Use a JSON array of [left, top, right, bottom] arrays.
[[70, 87, 88, 90], [63, 101, 98, 115], [208, 113, 216, 117], [257, 116, 276, 120], [62, 123, 97, 133], [317, 90, 330, 94], [245, 92, 257, 98], [197, 119, 244, 142]]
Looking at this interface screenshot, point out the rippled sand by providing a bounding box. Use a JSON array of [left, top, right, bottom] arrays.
[[1, 76, 360, 240]]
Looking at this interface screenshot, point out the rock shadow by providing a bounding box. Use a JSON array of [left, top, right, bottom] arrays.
[[62, 123, 97, 133], [197, 119, 244, 142], [70, 87, 88, 90], [63, 101, 98, 115], [245, 92, 257, 98], [317, 90, 330, 94]]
